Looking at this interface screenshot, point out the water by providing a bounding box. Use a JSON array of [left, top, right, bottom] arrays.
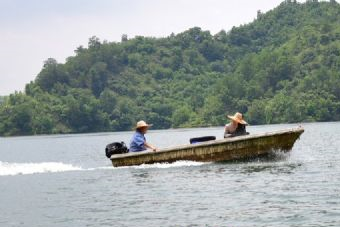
[[0, 122, 340, 227]]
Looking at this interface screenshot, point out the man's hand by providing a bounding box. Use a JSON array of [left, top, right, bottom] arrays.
[[145, 142, 157, 152]]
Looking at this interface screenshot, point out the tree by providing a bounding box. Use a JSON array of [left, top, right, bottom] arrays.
[[88, 36, 101, 49], [172, 106, 192, 127], [35, 58, 69, 92], [2, 1, 340, 136], [121, 34, 128, 42]]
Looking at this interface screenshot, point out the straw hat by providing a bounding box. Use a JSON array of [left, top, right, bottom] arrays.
[[135, 120, 153, 129], [227, 112, 248, 125]]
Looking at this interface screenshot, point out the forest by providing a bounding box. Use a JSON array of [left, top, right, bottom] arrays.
[[1, 0, 340, 136]]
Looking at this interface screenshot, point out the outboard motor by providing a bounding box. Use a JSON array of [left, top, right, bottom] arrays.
[[105, 142, 129, 158]]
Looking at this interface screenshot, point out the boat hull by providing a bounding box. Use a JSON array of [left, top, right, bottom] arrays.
[[110, 127, 304, 167]]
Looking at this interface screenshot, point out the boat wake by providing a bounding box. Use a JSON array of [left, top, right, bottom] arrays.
[[118, 161, 208, 169], [0, 161, 207, 176], [0, 161, 82, 176]]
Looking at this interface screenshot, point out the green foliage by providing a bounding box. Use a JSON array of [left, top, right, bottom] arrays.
[[2, 1, 340, 136]]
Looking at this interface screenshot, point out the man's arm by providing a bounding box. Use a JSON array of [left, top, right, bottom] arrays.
[[145, 142, 157, 151], [224, 124, 232, 138]]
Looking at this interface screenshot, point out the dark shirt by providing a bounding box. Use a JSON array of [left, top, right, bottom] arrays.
[[129, 131, 146, 152], [224, 123, 249, 138], [234, 124, 247, 135]]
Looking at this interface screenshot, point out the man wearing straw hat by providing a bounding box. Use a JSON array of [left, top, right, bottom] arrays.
[[224, 112, 249, 138], [129, 120, 157, 152]]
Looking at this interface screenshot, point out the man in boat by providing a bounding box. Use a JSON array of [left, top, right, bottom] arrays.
[[129, 120, 157, 152], [224, 112, 249, 138]]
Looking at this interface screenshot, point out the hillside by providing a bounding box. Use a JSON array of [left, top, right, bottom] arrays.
[[1, 0, 340, 136]]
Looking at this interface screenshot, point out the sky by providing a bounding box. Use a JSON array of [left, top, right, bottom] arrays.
[[0, 0, 298, 95]]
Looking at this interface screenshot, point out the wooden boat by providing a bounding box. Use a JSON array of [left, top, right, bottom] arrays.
[[110, 127, 304, 167]]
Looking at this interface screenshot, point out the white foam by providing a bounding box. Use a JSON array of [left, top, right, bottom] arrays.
[[121, 161, 208, 169], [86, 166, 113, 171], [0, 161, 82, 176], [0, 161, 207, 176]]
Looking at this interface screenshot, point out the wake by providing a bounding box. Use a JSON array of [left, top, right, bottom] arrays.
[[120, 161, 207, 169], [0, 160, 207, 176], [0, 161, 82, 176]]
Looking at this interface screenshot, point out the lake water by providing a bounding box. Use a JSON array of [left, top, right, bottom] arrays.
[[0, 122, 340, 227]]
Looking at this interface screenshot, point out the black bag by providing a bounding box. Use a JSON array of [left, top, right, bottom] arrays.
[[105, 142, 129, 158], [190, 136, 216, 144]]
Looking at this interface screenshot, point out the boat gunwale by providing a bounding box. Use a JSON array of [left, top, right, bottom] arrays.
[[110, 127, 304, 160]]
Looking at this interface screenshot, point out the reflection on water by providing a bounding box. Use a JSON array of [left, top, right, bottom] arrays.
[[239, 162, 303, 175], [132, 171, 150, 179]]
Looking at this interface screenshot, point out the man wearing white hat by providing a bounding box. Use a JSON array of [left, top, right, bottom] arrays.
[[129, 120, 157, 152]]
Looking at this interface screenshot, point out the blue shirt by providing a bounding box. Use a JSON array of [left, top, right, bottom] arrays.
[[129, 131, 146, 152]]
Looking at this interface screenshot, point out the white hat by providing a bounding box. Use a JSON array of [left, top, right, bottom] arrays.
[[135, 120, 153, 129], [227, 112, 248, 125]]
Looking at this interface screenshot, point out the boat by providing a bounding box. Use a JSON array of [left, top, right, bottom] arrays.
[[110, 127, 304, 167]]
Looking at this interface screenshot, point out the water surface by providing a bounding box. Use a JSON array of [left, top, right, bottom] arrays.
[[1, 123, 340, 227]]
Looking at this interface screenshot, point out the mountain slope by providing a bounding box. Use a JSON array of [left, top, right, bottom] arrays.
[[1, 0, 340, 136]]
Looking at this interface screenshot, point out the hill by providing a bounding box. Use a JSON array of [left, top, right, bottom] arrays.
[[1, 0, 340, 136]]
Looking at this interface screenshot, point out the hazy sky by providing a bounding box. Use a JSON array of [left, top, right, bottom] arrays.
[[1, 0, 299, 95]]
